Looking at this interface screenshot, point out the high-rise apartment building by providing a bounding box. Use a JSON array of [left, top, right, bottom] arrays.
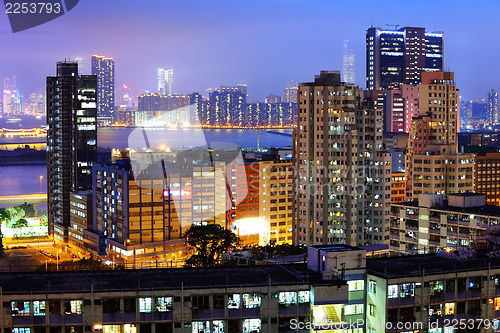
[[294, 71, 391, 246], [245, 102, 297, 127], [366, 26, 444, 90], [405, 72, 474, 200], [157, 68, 173, 95], [368, 83, 419, 133], [207, 86, 246, 126], [91, 55, 114, 126], [342, 40, 355, 84], [487, 89, 498, 124], [47, 61, 97, 243], [283, 80, 298, 103], [475, 151, 500, 206]]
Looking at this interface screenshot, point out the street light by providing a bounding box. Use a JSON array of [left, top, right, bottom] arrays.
[[39, 175, 43, 193]]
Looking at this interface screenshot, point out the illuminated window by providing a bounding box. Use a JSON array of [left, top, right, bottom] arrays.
[[279, 292, 297, 306], [192, 321, 210, 333], [388, 285, 398, 298], [430, 281, 444, 295], [242, 294, 261, 308], [11, 301, 30, 316], [155, 297, 173, 312], [445, 302, 455, 315], [242, 319, 261, 333], [369, 303, 376, 316], [429, 304, 443, 317], [298, 291, 310, 303], [123, 324, 136, 333], [368, 280, 376, 293], [139, 298, 152, 313], [12, 329, 30, 333], [213, 320, 224, 333], [495, 297, 500, 311], [103, 325, 121, 333], [228, 294, 240, 309], [65, 300, 82, 315], [348, 280, 364, 291], [345, 304, 364, 315], [400, 283, 415, 298], [33, 301, 46, 316]]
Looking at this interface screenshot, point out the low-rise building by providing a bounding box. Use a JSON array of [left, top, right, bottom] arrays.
[[390, 193, 500, 255], [367, 254, 500, 333], [1, 262, 347, 333]]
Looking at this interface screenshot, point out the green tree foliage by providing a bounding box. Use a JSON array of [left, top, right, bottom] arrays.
[[0, 208, 8, 256], [0, 208, 11, 224], [184, 224, 238, 267], [37, 209, 48, 222], [18, 203, 35, 217], [6, 206, 25, 226], [38, 258, 124, 271], [12, 218, 28, 228]]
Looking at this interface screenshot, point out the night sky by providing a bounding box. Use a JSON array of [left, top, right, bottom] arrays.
[[0, 0, 499, 102]]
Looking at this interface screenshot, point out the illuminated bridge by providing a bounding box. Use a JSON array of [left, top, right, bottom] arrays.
[[0, 194, 47, 206]]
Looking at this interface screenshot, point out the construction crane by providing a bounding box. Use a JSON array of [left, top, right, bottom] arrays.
[[386, 24, 400, 30]]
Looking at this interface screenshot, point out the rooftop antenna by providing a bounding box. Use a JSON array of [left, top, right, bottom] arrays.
[[386, 24, 400, 30]]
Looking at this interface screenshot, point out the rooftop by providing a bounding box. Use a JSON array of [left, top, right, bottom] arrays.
[[392, 199, 500, 217], [367, 254, 500, 278], [310, 245, 362, 252], [0, 264, 343, 295]]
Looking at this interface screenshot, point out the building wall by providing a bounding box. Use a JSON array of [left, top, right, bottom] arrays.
[[47, 62, 97, 243], [259, 160, 293, 244], [294, 71, 359, 246], [295, 71, 392, 247], [475, 152, 500, 206], [391, 172, 406, 203], [389, 196, 497, 255], [409, 154, 474, 199], [1, 271, 348, 333]]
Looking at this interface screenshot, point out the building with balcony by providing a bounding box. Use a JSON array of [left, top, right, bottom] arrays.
[[0, 259, 348, 333], [389, 193, 500, 255]]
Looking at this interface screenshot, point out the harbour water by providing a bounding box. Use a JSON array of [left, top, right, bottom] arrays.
[[0, 128, 292, 198]]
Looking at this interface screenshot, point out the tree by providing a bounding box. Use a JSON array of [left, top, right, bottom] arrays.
[[0, 208, 10, 256], [12, 218, 28, 229], [6, 206, 25, 226], [17, 203, 35, 218], [183, 224, 238, 267], [38, 209, 48, 222]]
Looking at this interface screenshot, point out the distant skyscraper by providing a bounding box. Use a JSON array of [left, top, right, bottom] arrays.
[[207, 86, 246, 126], [342, 40, 355, 84], [75, 57, 85, 74], [47, 61, 97, 243], [283, 80, 298, 103], [265, 94, 281, 104], [367, 83, 419, 133], [91, 55, 115, 125], [3, 76, 21, 115], [487, 90, 499, 124], [158, 68, 173, 95], [366, 26, 444, 90]]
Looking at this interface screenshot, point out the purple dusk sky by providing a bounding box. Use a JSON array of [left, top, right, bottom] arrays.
[[0, 0, 499, 102]]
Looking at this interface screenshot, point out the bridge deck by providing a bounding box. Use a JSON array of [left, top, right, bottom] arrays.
[[0, 194, 47, 205]]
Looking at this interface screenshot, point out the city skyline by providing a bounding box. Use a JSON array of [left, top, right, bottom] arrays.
[[0, 0, 499, 102]]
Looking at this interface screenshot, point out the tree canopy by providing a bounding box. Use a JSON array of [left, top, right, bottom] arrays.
[[183, 224, 238, 267]]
